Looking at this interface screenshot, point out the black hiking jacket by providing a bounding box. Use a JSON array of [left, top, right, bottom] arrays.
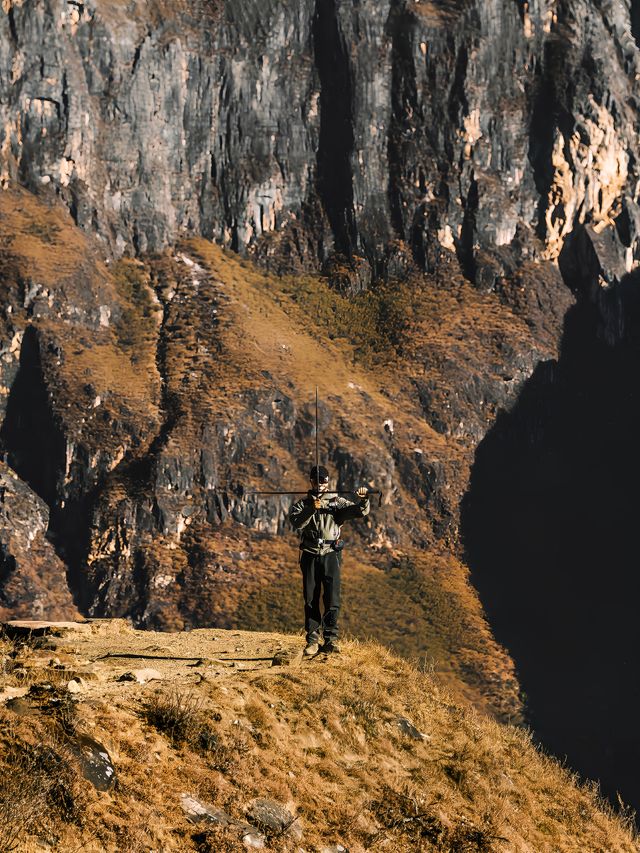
[[289, 491, 370, 555]]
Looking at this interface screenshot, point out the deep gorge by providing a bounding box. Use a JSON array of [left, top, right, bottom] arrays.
[[462, 268, 640, 813]]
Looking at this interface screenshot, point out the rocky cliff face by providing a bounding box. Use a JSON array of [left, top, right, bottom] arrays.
[[2, 0, 640, 813], [2, 0, 639, 287]]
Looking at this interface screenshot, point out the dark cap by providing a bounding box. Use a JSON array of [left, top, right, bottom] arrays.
[[309, 465, 329, 482]]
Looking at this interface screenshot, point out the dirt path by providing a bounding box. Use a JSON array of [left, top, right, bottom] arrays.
[[0, 619, 313, 703]]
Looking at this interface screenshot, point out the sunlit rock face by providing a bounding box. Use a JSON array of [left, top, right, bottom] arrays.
[[0, 0, 321, 257], [1, 0, 639, 285], [0, 461, 79, 620]]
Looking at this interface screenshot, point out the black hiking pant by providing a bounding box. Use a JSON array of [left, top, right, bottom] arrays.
[[300, 549, 342, 643]]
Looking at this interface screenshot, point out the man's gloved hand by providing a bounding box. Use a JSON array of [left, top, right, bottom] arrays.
[[307, 491, 323, 510], [356, 487, 368, 504]]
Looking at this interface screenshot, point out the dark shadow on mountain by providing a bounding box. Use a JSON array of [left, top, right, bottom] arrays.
[[0, 327, 91, 611], [0, 326, 66, 508], [313, 0, 356, 257], [461, 268, 640, 814]]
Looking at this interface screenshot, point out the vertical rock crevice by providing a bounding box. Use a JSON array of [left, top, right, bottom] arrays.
[[7, 6, 18, 46], [528, 37, 571, 243], [312, 0, 357, 258], [631, 0, 640, 48], [387, 2, 419, 242], [457, 173, 479, 281]]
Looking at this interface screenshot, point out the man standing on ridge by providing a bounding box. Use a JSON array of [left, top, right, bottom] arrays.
[[289, 465, 370, 655]]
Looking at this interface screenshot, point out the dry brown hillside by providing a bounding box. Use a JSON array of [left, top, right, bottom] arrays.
[[0, 619, 637, 853], [0, 186, 565, 723]]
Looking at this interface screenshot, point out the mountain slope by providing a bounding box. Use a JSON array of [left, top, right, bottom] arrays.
[[1, 187, 557, 719], [0, 619, 637, 853]]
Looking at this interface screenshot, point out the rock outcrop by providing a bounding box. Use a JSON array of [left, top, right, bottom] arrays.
[[0, 461, 79, 620], [2, 0, 639, 288]]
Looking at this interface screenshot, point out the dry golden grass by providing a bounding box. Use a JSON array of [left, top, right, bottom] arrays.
[[0, 187, 101, 285], [185, 240, 426, 422], [1, 626, 635, 852], [186, 237, 539, 505]]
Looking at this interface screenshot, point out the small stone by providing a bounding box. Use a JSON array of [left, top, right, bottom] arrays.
[[67, 678, 84, 694], [181, 794, 231, 825], [117, 668, 163, 684], [396, 716, 430, 741], [5, 696, 32, 716], [246, 798, 298, 836], [243, 834, 266, 850], [69, 734, 116, 791], [180, 794, 259, 835], [0, 686, 29, 705]]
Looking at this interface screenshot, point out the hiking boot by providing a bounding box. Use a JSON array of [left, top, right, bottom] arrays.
[[322, 641, 340, 654], [304, 642, 319, 656]]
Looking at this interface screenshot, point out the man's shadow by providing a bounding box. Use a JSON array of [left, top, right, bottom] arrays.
[[462, 261, 640, 814]]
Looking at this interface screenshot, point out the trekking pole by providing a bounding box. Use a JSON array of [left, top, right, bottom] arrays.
[[234, 388, 385, 506], [315, 385, 319, 491], [243, 489, 383, 507]]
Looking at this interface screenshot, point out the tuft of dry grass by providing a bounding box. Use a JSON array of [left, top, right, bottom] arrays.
[[244, 700, 270, 731], [341, 695, 380, 740], [368, 784, 505, 850], [0, 723, 88, 851], [0, 738, 55, 852], [143, 688, 205, 747]]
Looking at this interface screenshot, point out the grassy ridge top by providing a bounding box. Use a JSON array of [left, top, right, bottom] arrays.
[[0, 621, 636, 852]]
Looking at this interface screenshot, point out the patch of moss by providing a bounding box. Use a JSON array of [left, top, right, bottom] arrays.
[[273, 273, 416, 366], [112, 259, 158, 358]]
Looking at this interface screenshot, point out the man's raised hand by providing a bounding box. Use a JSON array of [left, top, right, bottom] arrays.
[[307, 493, 323, 509]]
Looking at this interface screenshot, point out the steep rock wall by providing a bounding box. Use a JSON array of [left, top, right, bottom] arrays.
[[1, 0, 321, 255], [2, 0, 639, 289]]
